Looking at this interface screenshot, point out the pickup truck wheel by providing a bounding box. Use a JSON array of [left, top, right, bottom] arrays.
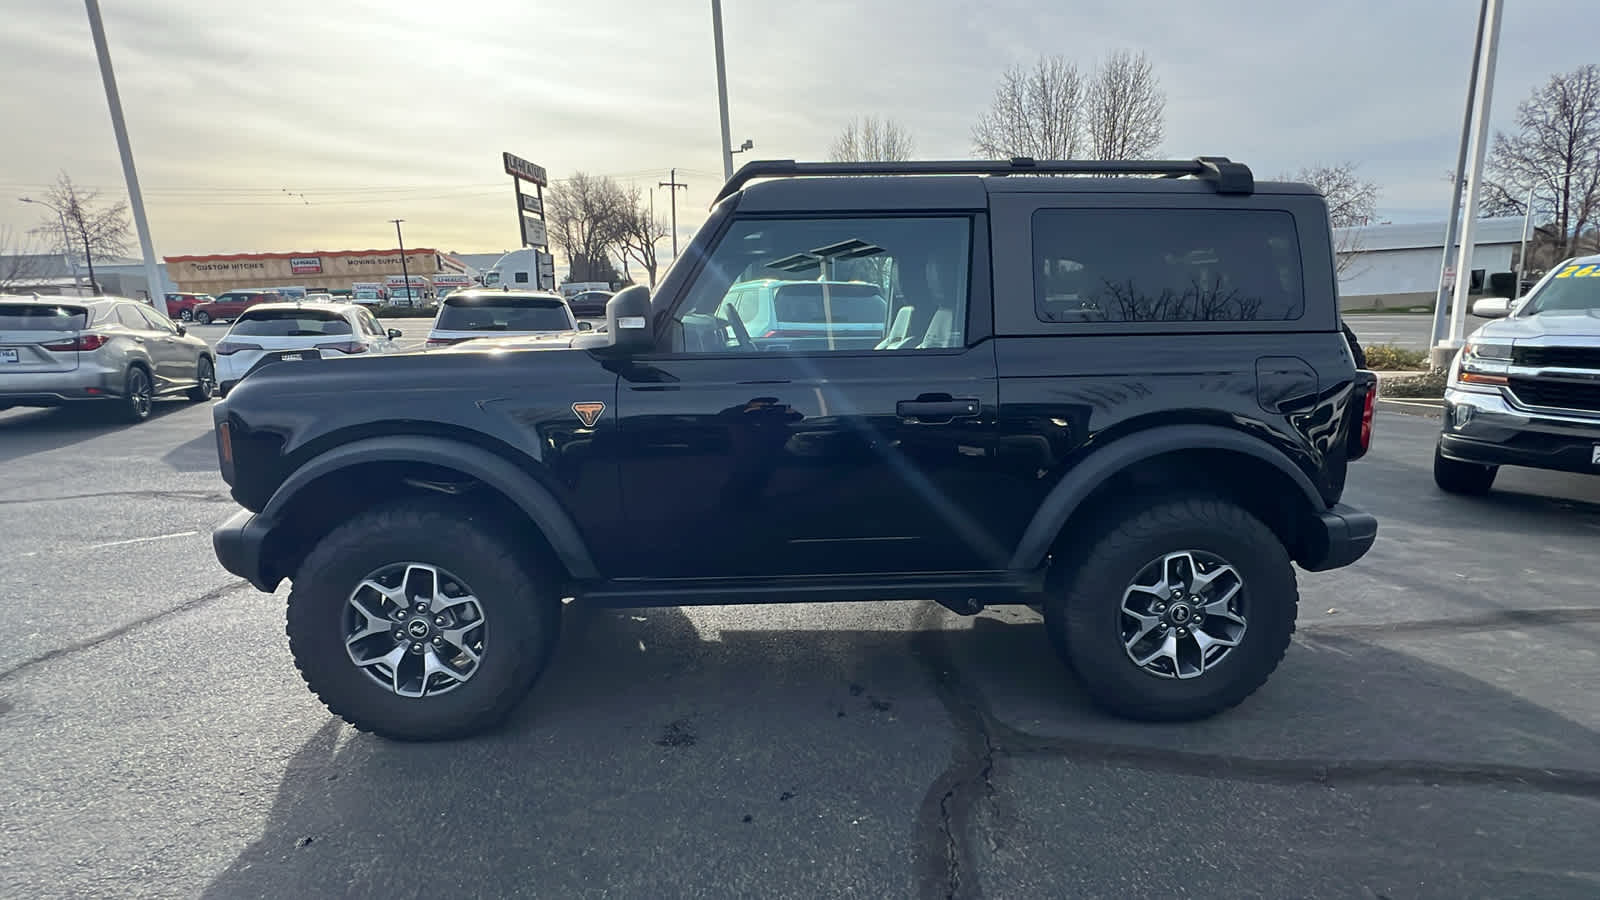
[[1433, 447, 1497, 495], [285, 497, 560, 741], [1044, 495, 1296, 722]]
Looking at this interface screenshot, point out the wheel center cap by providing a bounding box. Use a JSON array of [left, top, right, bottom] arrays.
[[1168, 603, 1193, 625], [406, 618, 431, 639]]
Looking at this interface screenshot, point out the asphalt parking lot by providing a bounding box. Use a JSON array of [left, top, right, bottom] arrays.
[[1, 400, 1597, 898], [1343, 313, 1436, 351]]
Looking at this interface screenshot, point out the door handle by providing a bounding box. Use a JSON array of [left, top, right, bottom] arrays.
[[897, 397, 980, 422]]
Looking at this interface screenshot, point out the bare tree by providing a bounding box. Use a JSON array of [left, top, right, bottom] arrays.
[[1290, 163, 1380, 276], [1, 226, 46, 293], [972, 55, 1085, 160], [25, 173, 130, 294], [619, 186, 669, 287], [829, 116, 916, 162], [1487, 64, 1600, 260], [1085, 50, 1165, 160], [547, 172, 630, 285]]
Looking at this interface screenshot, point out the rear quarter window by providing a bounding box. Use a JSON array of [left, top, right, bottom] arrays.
[[1032, 208, 1305, 324]]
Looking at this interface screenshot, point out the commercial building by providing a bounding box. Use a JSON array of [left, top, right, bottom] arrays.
[[162, 248, 469, 296], [1333, 216, 1526, 311]]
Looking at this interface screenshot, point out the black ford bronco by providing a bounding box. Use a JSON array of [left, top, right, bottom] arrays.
[[212, 157, 1378, 741]]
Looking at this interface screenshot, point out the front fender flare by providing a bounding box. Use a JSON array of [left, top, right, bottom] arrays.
[[1007, 424, 1325, 570], [261, 435, 598, 579]]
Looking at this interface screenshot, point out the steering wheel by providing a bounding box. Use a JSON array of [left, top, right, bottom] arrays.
[[721, 303, 755, 351]]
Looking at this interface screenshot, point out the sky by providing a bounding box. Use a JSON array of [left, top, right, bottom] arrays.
[[0, 0, 1593, 266]]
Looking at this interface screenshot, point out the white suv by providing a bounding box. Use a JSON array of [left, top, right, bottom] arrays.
[[214, 302, 402, 395]]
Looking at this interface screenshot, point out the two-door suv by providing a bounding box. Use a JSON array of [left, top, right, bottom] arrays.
[[212, 157, 1378, 741]]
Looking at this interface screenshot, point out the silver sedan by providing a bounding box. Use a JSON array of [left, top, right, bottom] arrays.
[[0, 295, 217, 422]]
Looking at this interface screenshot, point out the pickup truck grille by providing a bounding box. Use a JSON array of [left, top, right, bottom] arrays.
[[1508, 377, 1600, 413], [1513, 346, 1600, 369]]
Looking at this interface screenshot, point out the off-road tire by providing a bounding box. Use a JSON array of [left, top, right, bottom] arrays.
[[286, 496, 561, 741], [1433, 447, 1497, 496], [1044, 495, 1297, 722]]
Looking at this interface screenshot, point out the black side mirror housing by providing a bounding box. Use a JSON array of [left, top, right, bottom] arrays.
[[388, 328, 403, 339], [605, 285, 653, 354], [175, 323, 187, 336]]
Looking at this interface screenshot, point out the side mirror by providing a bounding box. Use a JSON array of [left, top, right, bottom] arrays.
[[577, 320, 594, 332], [605, 285, 653, 353], [1486, 271, 1517, 299], [175, 323, 187, 336], [1471, 297, 1511, 318], [387, 328, 403, 339]]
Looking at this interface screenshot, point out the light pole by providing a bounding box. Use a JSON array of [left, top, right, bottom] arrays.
[[1517, 172, 1575, 286], [1445, 0, 1505, 351], [391, 219, 411, 305], [85, 0, 172, 317], [1429, 0, 1491, 367], [18, 196, 83, 293], [711, 0, 734, 182]]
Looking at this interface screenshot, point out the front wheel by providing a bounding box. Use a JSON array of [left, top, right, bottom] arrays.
[[1044, 495, 1296, 721], [1433, 447, 1497, 495], [188, 357, 215, 401], [193, 311, 211, 325], [286, 497, 561, 741]]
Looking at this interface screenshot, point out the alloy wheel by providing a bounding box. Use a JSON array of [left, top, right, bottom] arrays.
[[344, 562, 487, 698], [1120, 550, 1247, 679]]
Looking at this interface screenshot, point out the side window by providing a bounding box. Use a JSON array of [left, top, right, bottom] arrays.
[[513, 271, 530, 284], [114, 305, 148, 329], [136, 306, 178, 333], [671, 216, 970, 354], [1032, 209, 1305, 324]]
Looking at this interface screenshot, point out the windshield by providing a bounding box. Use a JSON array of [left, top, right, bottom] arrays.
[[435, 295, 573, 332], [1522, 262, 1600, 315], [0, 304, 88, 330], [230, 309, 353, 336]]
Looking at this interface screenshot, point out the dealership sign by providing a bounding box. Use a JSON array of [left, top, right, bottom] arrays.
[[521, 215, 547, 248], [503, 152, 548, 187], [289, 256, 323, 274]]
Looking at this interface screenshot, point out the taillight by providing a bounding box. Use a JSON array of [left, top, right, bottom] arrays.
[[315, 341, 368, 354], [41, 333, 108, 352], [214, 340, 263, 356], [1363, 387, 1376, 454]]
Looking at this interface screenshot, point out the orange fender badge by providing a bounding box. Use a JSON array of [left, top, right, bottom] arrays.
[[572, 401, 606, 427]]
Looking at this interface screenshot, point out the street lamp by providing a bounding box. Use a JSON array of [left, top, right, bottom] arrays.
[[18, 196, 84, 293], [711, 0, 734, 181], [1518, 171, 1575, 286], [730, 138, 754, 157]]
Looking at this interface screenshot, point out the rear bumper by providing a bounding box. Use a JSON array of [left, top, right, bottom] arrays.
[[0, 366, 122, 405], [213, 509, 281, 592], [1297, 502, 1378, 572], [1440, 389, 1600, 476]]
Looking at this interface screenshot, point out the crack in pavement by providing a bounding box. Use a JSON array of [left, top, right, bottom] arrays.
[[0, 489, 232, 506], [906, 603, 1600, 900], [0, 580, 251, 682]]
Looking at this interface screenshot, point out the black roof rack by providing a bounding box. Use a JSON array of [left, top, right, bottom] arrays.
[[712, 156, 1254, 204]]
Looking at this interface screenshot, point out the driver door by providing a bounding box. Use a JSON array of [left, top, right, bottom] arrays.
[[612, 213, 1006, 579]]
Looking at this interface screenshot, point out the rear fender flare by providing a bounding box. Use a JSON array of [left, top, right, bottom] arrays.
[[1007, 424, 1324, 570], [261, 435, 598, 579]]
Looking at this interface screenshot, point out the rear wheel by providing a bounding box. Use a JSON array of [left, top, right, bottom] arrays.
[[193, 310, 211, 325], [1044, 495, 1296, 721], [120, 367, 153, 423], [179, 308, 194, 322], [285, 497, 561, 741], [1433, 447, 1497, 495], [188, 357, 215, 401]]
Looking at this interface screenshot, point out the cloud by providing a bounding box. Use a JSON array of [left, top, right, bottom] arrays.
[[0, 0, 1594, 256]]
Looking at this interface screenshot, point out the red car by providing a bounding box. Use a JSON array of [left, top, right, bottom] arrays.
[[163, 292, 215, 322], [190, 290, 284, 324]]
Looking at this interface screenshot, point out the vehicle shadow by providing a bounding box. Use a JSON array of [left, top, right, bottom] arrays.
[[0, 401, 194, 465], [202, 602, 1600, 898]]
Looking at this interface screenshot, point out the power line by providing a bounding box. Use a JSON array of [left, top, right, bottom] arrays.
[[658, 169, 688, 257]]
